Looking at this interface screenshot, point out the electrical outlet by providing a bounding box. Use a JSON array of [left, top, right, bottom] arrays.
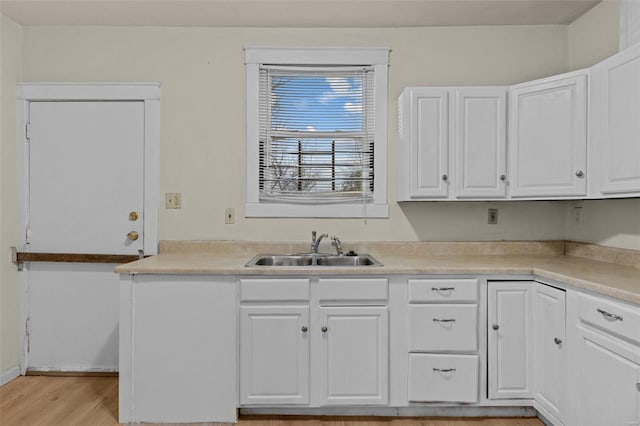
[[488, 208, 498, 225], [165, 193, 182, 209], [225, 208, 235, 224]]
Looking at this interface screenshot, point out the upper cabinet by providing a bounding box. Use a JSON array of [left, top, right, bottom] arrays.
[[508, 72, 588, 198], [397, 87, 507, 201], [591, 43, 640, 196]]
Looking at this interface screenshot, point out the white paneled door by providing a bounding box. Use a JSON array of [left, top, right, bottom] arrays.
[[20, 85, 158, 372]]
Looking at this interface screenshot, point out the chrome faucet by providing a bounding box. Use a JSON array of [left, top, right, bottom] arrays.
[[311, 231, 329, 254], [331, 236, 344, 256]]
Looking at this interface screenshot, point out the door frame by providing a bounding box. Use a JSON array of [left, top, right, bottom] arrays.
[[16, 83, 160, 373]]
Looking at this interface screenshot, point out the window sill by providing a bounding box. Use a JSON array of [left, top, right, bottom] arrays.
[[245, 203, 389, 218]]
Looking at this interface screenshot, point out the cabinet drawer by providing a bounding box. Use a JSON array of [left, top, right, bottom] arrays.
[[408, 304, 478, 352], [408, 279, 478, 303], [408, 354, 478, 402], [240, 279, 309, 302], [318, 278, 388, 304], [577, 292, 640, 343]]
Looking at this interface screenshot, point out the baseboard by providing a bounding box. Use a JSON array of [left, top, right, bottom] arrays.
[[241, 406, 538, 417], [0, 367, 21, 387]]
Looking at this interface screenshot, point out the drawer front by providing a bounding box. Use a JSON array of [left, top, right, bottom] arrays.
[[409, 304, 478, 352], [240, 279, 309, 302], [318, 278, 388, 304], [408, 279, 478, 303], [577, 292, 640, 343], [408, 353, 479, 402]]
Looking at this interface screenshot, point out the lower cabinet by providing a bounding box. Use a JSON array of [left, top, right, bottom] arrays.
[[532, 283, 566, 424], [240, 305, 310, 405], [487, 281, 533, 399], [318, 307, 389, 405], [572, 291, 640, 426]]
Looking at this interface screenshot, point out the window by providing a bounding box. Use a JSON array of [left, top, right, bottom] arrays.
[[245, 47, 389, 218]]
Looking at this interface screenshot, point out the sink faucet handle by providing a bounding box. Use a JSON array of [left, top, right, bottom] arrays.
[[331, 236, 344, 256]]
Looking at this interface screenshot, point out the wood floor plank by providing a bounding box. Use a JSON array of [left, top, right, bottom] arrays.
[[0, 377, 543, 426]]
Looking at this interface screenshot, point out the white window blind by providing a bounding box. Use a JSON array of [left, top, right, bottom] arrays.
[[258, 66, 375, 204]]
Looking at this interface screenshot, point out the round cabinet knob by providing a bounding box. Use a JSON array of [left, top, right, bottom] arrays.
[[576, 170, 584, 178], [500, 174, 507, 181], [442, 174, 448, 182], [301, 326, 308, 333], [554, 337, 562, 345], [492, 324, 500, 331], [321, 326, 328, 333], [127, 231, 139, 241]]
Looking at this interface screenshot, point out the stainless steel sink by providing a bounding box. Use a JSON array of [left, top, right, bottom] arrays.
[[246, 254, 382, 267]]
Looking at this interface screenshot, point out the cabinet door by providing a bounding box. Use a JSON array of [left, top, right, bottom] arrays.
[[399, 88, 449, 199], [240, 305, 309, 405], [575, 325, 640, 426], [453, 88, 507, 198], [488, 281, 533, 399], [318, 306, 389, 405], [509, 73, 587, 197], [533, 283, 566, 423], [592, 43, 640, 195]]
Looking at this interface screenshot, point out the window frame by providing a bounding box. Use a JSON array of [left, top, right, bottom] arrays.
[[245, 46, 389, 218]]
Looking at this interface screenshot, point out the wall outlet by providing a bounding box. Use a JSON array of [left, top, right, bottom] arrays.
[[165, 193, 182, 209], [225, 208, 235, 224], [488, 208, 498, 225]]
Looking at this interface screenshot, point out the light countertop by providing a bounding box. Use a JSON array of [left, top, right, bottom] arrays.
[[116, 245, 640, 304]]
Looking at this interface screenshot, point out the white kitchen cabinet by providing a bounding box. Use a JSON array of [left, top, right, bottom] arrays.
[[408, 353, 479, 403], [591, 43, 640, 196], [487, 281, 533, 399], [508, 71, 587, 198], [533, 283, 566, 425], [317, 306, 389, 405], [397, 87, 507, 200], [240, 305, 310, 405], [119, 275, 237, 424]]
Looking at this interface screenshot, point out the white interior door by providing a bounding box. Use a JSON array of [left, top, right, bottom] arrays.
[[28, 101, 145, 254], [23, 98, 148, 372]]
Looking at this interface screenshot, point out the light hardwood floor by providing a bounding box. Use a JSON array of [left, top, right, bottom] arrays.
[[0, 376, 543, 426]]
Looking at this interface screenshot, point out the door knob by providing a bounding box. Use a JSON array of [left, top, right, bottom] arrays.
[[129, 211, 139, 221], [127, 231, 139, 241]]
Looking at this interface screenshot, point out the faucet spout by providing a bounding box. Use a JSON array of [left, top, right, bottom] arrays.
[[331, 236, 344, 256], [311, 231, 329, 254]]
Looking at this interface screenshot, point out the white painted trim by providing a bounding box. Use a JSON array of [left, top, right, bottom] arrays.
[[244, 47, 390, 218], [245, 47, 390, 65], [241, 406, 538, 417], [17, 83, 160, 100], [143, 99, 160, 255], [620, 1, 640, 50], [0, 367, 20, 387], [245, 202, 389, 218]]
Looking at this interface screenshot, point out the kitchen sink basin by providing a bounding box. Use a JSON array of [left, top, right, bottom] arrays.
[[245, 254, 383, 267]]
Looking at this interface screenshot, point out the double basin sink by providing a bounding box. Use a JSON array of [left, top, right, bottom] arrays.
[[246, 253, 383, 267]]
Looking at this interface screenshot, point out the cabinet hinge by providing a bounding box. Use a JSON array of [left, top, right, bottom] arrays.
[[25, 123, 32, 141], [25, 228, 31, 244]]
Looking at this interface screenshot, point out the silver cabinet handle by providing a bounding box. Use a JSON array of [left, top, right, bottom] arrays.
[[500, 174, 506, 181], [433, 368, 456, 373], [554, 337, 562, 345], [433, 318, 456, 323], [321, 326, 328, 333], [431, 287, 454, 292], [597, 308, 623, 321], [492, 324, 500, 330], [442, 174, 448, 182], [301, 326, 308, 333], [576, 170, 584, 178]]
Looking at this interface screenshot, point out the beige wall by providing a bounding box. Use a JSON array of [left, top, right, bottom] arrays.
[[0, 14, 22, 375], [21, 25, 570, 243], [568, 0, 620, 71]]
